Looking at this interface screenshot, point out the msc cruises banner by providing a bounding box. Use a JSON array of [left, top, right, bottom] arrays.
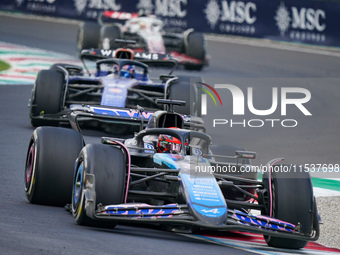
[[1, 0, 340, 47]]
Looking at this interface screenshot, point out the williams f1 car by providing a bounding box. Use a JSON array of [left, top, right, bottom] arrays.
[[28, 47, 203, 128], [25, 100, 319, 249], [77, 11, 208, 70]]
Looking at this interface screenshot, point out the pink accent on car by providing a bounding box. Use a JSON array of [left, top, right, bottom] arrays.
[[109, 140, 131, 204]]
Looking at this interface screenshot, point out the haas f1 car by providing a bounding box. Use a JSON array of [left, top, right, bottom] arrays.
[[28, 46, 203, 128], [25, 100, 319, 250], [77, 11, 208, 70]]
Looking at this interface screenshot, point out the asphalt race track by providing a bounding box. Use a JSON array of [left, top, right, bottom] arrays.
[[0, 14, 340, 255]]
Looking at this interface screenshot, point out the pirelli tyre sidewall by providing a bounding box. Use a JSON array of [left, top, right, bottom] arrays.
[[262, 166, 315, 249], [72, 144, 126, 228], [24, 127, 83, 206]]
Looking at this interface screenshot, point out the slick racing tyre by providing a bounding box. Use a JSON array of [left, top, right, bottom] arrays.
[[184, 32, 206, 71], [99, 24, 121, 49], [166, 76, 202, 117], [25, 127, 83, 206], [30, 69, 64, 127], [72, 144, 126, 228], [77, 22, 100, 55], [262, 166, 316, 249]]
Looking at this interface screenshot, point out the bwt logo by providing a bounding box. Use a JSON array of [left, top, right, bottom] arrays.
[[198, 83, 312, 128]]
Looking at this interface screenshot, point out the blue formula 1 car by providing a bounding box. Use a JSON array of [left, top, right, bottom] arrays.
[[24, 100, 319, 250], [28, 45, 202, 128]]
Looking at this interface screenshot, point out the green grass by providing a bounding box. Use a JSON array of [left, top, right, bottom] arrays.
[[0, 60, 11, 72]]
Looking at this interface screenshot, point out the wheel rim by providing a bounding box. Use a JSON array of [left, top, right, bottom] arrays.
[[72, 163, 84, 212], [25, 143, 34, 191]]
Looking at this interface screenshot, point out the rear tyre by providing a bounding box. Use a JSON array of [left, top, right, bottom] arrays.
[[77, 22, 100, 55], [184, 32, 206, 71], [25, 127, 83, 206], [166, 76, 202, 117], [30, 70, 64, 127], [72, 144, 126, 228], [99, 25, 121, 49], [262, 166, 315, 249]]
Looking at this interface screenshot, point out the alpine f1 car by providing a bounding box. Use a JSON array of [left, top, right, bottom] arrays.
[[25, 100, 319, 250], [76, 11, 208, 70], [28, 47, 203, 128]]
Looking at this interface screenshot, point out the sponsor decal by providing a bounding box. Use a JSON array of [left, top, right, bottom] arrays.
[[135, 52, 160, 60], [205, 0, 221, 29], [17, 0, 57, 13], [144, 143, 155, 154], [74, 0, 87, 14], [137, 0, 188, 28], [201, 208, 219, 214], [109, 88, 122, 93], [100, 49, 116, 57], [74, 0, 122, 18], [137, 0, 154, 15], [90, 106, 153, 119], [274, 2, 326, 42], [154, 0, 187, 18], [274, 2, 291, 36], [204, 0, 257, 35]]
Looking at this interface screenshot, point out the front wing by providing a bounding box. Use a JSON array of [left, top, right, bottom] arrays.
[[87, 202, 319, 242], [81, 168, 319, 242]]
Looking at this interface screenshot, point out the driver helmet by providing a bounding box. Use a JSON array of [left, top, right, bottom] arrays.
[[157, 134, 181, 154], [123, 65, 135, 78]]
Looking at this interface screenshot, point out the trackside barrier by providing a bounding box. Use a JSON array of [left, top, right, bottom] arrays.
[[1, 0, 340, 47]]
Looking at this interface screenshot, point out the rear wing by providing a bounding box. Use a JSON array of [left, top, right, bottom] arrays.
[[97, 11, 138, 25], [102, 11, 138, 20], [80, 48, 177, 74]]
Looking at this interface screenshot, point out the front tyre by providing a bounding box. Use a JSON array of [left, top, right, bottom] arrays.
[[72, 144, 126, 228], [25, 127, 83, 206], [262, 166, 316, 249]]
